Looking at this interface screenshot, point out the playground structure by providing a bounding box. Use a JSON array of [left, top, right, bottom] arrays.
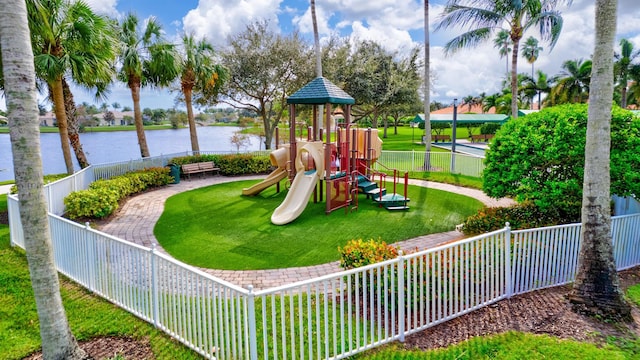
[[241, 147, 288, 196], [248, 77, 409, 225]]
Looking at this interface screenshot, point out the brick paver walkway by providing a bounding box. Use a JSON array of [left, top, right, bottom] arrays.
[[98, 175, 514, 290]]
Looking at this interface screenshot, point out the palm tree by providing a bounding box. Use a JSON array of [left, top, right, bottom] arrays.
[[178, 34, 226, 152], [521, 70, 556, 109], [437, 0, 570, 119], [423, 0, 432, 170], [311, 0, 324, 140], [521, 36, 543, 79], [118, 13, 179, 158], [462, 95, 474, 112], [493, 29, 512, 77], [614, 38, 640, 109], [548, 58, 592, 105], [0, 1, 87, 357], [569, 0, 631, 321], [626, 64, 640, 107], [27, 0, 116, 174]]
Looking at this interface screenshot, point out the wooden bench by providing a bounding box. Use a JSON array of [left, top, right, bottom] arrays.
[[470, 134, 495, 142], [181, 161, 220, 180], [431, 134, 451, 142]]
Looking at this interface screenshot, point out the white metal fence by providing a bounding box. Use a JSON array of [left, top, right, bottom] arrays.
[[376, 150, 484, 178], [7, 151, 640, 360]]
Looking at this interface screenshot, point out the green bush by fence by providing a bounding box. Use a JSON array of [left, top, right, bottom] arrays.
[[169, 153, 272, 176], [64, 167, 172, 219], [460, 201, 579, 234]]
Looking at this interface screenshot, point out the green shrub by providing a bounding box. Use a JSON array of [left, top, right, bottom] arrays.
[[460, 201, 580, 235], [215, 154, 271, 175], [64, 167, 171, 220], [169, 154, 271, 176], [64, 187, 120, 219], [484, 104, 639, 217], [339, 238, 399, 270]]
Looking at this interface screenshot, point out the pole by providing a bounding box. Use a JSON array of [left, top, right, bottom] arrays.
[[450, 99, 457, 174]]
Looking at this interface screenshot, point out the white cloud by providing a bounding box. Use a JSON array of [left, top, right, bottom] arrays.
[[182, 0, 283, 47], [84, 0, 119, 17]]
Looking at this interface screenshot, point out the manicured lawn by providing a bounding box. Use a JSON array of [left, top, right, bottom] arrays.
[[154, 180, 483, 270], [0, 223, 201, 359], [354, 331, 638, 359]]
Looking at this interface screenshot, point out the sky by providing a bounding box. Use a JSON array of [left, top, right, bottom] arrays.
[[2, 0, 640, 112]]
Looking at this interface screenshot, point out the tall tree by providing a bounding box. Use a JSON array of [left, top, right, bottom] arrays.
[[178, 33, 226, 152], [118, 13, 179, 158], [310, 0, 324, 139], [60, 78, 90, 168], [220, 21, 314, 150], [0, 1, 88, 358], [27, 0, 116, 174], [494, 29, 512, 77], [521, 69, 556, 109], [548, 58, 592, 105], [569, 0, 631, 321], [521, 36, 543, 79], [311, 0, 322, 78], [437, 0, 570, 119], [423, 0, 432, 169], [614, 38, 639, 109], [626, 63, 640, 107]]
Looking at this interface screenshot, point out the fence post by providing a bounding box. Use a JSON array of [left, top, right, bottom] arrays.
[[247, 285, 258, 360], [86, 222, 96, 293], [151, 244, 159, 327], [397, 250, 405, 342], [505, 222, 512, 298]]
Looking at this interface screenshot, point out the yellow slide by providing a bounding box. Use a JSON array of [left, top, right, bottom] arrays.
[[242, 147, 289, 196], [271, 141, 324, 225]]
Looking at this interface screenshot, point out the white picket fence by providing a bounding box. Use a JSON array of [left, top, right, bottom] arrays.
[[7, 151, 640, 360]]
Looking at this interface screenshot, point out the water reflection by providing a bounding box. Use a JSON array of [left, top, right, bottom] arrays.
[[0, 126, 262, 181]]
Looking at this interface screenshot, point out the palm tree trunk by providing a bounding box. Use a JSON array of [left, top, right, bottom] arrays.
[[51, 77, 75, 174], [621, 83, 628, 109], [0, 2, 88, 358], [310, 0, 324, 140], [569, 0, 631, 321], [61, 78, 90, 168], [130, 81, 151, 157], [510, 38, 520, 119], [184, 86, 200, 153], [423, 0, 432, 170]]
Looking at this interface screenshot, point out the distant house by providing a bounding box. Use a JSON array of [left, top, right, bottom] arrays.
[[39, 112, 56, 126], [0, 115, 7, 125]]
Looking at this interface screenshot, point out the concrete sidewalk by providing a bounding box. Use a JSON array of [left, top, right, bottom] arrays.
[[97, 175, 514, 290]]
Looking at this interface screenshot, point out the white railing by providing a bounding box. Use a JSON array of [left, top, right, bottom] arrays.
[[376, 150, 484, 178], [7, 150, 640, 360]]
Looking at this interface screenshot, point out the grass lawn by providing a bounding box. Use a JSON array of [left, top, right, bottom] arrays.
[[354, 331, 638, 359], [0, 223, 202, 359], [154, 179, 483, 270]]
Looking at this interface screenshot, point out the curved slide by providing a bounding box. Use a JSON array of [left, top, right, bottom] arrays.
[[242, 147, 289, 196], [271, 141, 324, 225]]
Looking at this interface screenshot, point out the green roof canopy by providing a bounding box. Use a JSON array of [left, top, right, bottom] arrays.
[[411, 113, 509, 124], [287, 77, 355, 105]]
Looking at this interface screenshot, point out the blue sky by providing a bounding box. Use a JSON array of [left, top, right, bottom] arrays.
[[3, 0, 640, 112]]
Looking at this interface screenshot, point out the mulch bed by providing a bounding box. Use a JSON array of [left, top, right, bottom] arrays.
[[404, 266, 640, 351], [22, 336, 153, 360]]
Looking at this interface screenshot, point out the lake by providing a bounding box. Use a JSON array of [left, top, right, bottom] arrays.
[[0, 126, 263, 182]]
